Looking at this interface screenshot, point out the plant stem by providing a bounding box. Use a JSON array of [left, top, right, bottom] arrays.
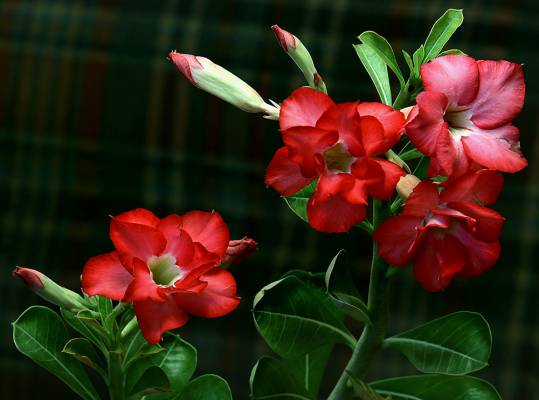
[[120, 316, 138, 339], [328, 200, 390, 400], [108, 350, 125, 400]]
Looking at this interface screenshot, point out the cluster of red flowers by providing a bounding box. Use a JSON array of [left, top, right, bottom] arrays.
[[265, 54, 526, 291]]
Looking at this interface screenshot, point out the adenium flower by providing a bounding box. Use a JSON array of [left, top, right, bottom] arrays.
[[374, 170, 505, 292], [265, 87, 406, 232], [406, 54, 527, 178], [82, 208, 244, 344]]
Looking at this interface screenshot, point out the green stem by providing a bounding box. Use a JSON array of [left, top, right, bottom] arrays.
[[120, 316, 138, 339], [328, 200, 390, 400], [108, 350, 125, 400]]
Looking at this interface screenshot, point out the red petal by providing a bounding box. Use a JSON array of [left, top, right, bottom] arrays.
[[461, 125, 527, 173], [471, 61, 525, 129], [431, 124, 470, 178], [82, 252, 133, 300], [279, 87, 335, 130], [114, 208, 160, 227], [316, 103, 364, 156], [448, 202, 505, 242], [282, 126, 338, 176], [357, 102, 405, 148], [134, 297, 189, 344], [421, 55, 480, 106], [364, 158, 405, 199], [405, 91, 448, 156], [359, 116, 387, 156], [307, 174, 368, 232], [402, 180, 440, 217], [180, 210, 230, 257], [110, 218, 166, 263], [374, 215, 423, 265], [122, 259, 166, 303], [264, 147, 314, 196], [157, 215, 196, 264], [440, 169, 504, 206], [413, 234, 467, 292], [174, 268, 240, 318]]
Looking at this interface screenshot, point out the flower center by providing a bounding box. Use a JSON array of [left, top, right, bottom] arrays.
[[323, 142, 355, 173], [147, 254, 183, 287], [444, 107, 472, 140]]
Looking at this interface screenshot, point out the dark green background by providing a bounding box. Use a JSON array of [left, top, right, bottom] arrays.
[[1, 0, 537, 398]]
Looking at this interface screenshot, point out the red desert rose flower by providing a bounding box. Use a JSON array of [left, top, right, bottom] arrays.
[[265, 87, 406, 233], [82, 208, 242, 344], [406, 54, 527, 178], [373, 170, 505, 292]]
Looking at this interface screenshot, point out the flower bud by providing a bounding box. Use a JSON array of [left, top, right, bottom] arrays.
[[13, 266, 86, 311], [221, 237, 257, 267], [396, 174, 421, 199], [271, 25, 327, 93], [168, 51, 279, 119]]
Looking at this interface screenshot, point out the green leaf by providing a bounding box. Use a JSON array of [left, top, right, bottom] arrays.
[[63, 338, 106, 377], [283, 180, 317, 223], [174, 374, 232, 400], [354, 44, 392, 105], [132, 366, 170, 398], [359, 31, 405, 87], [371, 375, 501, 400], [13, 306, 100, 400], [402, 50, 414, 74], [253, 276, 356, 359], [439, 48, 466, 56], [349, 376, 392, 400], [423, 9, 464, 62], [250, 356, 312, 399], [398, 148, 423, 161], [61, 309, 110, 352], [123, 330, 164, 369], [384, 311, 491, 375], [325, 250, 370, 324], [412, 45, 425, 77]]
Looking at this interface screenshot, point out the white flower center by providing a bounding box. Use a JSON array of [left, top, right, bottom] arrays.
[[444, 106, 473, 140], [147, 254, 183, 287]]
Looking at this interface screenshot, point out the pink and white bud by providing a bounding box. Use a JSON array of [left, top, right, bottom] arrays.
[[396, 174, 421, 199], [271, 25, 298, 51], [168, 51, 279, 119], [222, 237, 258, 267]]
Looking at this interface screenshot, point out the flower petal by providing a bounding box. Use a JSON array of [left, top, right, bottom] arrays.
[[264, 147, 314, 196], [279, 87, 335, 130], [430, 124, 470, 178], [357, 102, 405, 149], [374, 215, 423, 266], [114, 208, 160, 227], [157, 216, 196, 265], [82, 252, 133, 300], [134, 297, 189, 344], [363, 158, 405, 199], [180, 210, 230, 257], [461, 124, 527, 173], [448, 202, 505, 243], [402, 180, 440, 217], [440, 169, 504, 206], [471, 60, 525, 129], [174, 268, 240, 318], [421, 55, 480, 106], [359, 116, 387, 156], [110, 218, 167, 263], [123, 259, 166, 303], [316, 103, 364, 156]]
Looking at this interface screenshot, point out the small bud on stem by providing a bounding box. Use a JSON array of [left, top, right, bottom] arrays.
[[396, 174, 421, 199], [221, 237, 258, 268]]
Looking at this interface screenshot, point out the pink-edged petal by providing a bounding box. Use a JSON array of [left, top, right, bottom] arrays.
[[282, 126, 338, 176], [82, 252, 133, 300], [122, 259, 166, 303], [363, 158, 406, 199], [405, 91, 448, 156], [134, 297, 189, 344], [114, 208, 160, 227], [413, 234, 467, 292], [402, 180, 440, 217], [180, 210, 230, 258], [110, 218, 166, 263], [440, 169, 504, 206], [461, 124, 527, 173], [429, 125, 470, 177], [448, 202, 505, 242], [357, 102, 405, 148], [471, 60, 525, 129], [264, 147, 314, 196], [374, 215, 423, 266], [174, 268, 240, 318], [316, 102, 364, 156], [307, 174, 368, 232], [279, 87, 335, 130], [421, 55, 480, 106]]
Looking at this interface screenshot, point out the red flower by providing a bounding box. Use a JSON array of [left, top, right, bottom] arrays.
[[265, 87, 406, 232], [82, 208, 241, 344], [406, 55, 527, 178], [373, 170, 505, 292]]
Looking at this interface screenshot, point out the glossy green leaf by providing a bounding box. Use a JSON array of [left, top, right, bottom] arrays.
[[385, 311, 491, 375], [412, 45, 425, 77], [354, 44, 392, 105], [283, 180, 316, 223], [174, 374, 232, 400], [439, 48, 466, 56], [371, 375, 501, 400], [423, 9, 464, 62], [359, 31, 405, 86], [13, 306, 100, 400], [132, 366, 170, 398], [61, 309, 110, 352], [62, 338, 106, 377], [402, 50, 414, 74], [250, 356, 311, 399], [253, 276, 356, 359], [123, 330, 164, 369]]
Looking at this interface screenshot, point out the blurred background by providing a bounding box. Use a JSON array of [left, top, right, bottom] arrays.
[[1, 0, 538, 398]]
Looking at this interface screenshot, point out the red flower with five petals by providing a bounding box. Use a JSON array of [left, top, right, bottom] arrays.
[[373, 170, 505, 292], [406, 55, 527, 178], [82, 208, 241, 344], [265, 87, 406, 232]]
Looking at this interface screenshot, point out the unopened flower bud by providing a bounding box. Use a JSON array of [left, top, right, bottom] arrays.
[[271, 25, 327, 93], [168, 51, 279, 119], [221, 237, 257, 267], [396, 174, 421, 199], [400, 106, 414, 120], [13, 266, 86, 311]]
